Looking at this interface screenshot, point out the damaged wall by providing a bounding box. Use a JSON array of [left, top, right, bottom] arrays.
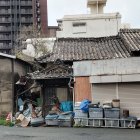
[[0, 56, 32, 114], [0, 58, 13, 113]]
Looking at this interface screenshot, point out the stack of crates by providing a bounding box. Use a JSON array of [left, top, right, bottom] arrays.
[[104, 108, 120, 127], [45, 114, 59, 126], [88, 107, 104, 127], [58, 113, 73, 127], [74, 106, 88, 126]]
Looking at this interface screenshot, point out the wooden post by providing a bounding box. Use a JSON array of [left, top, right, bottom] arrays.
[[11, 59, 15, 115]]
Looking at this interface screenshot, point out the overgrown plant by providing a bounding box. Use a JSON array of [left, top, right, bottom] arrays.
[[14, 25, 50, 58]]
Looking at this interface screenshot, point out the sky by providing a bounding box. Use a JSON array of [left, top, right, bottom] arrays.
[[48, 0, 140, 28]]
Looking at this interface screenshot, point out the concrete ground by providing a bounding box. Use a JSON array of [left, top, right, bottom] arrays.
[[0, 126, 140, 140]]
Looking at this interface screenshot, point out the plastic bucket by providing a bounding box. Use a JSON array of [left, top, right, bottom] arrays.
[[112, 99, 120, 108]]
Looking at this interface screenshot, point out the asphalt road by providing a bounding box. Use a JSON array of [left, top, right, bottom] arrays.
[[0, 126, 140, 140]]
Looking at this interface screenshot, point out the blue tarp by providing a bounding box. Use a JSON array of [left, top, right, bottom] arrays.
[[80, 99, 91, 113], [60, 101, 73, 112]]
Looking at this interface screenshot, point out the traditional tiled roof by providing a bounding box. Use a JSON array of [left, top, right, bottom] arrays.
[[28, 61, 73, 79], [120, 29, 140, 51], [37, 36, 130, 63], [36, 29, 140, 63]]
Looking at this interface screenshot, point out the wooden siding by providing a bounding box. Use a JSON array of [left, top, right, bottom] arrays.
[[56, 88, 68, 102], [74, 77, 91, 102]]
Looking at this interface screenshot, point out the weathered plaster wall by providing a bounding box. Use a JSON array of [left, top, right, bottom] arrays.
[[0, 58, 12, 113], [0, 58, 31, 114], [57, 13, 121, 38]]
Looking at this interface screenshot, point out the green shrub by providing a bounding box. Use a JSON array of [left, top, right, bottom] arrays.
[[0, 119, 6, 125], [0, 119, 14, 127]]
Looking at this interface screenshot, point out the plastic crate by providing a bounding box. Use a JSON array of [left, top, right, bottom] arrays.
[[74, 109, 88, 118], [45, 119, 58, 126], [74, 118, 88, 126], [89, 108, 103, 118], [120, 118, 136, 128], [104, 119, 120, 127], [31, 117, 45, 127], [104, 108, 120, 118], [58, 119, 72, 127], [58, 113, 73, 120], [88, 118, 104, 127]]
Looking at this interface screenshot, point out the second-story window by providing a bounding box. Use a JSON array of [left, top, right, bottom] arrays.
[[72, 22, 87, 34]]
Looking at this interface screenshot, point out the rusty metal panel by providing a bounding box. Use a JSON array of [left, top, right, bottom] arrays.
[[74, 77, 91, 102]]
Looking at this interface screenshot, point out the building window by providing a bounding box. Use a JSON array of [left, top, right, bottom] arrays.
[[73, 22, 86, 27], [72, 22, 87, 34]]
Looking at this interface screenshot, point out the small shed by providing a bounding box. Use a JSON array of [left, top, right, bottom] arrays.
[[28, 60, 73, 115], [0, 53, 33, 115]]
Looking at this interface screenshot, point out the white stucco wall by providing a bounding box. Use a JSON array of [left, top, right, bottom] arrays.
[[73, 57, 140, 83], [57, 13, 121, 38], [74, 57, 140, 76]]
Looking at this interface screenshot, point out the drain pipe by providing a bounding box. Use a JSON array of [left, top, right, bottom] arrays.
[[68, 77, 75, 109]]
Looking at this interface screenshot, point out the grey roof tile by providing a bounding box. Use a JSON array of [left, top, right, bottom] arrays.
[[36, 29, 140, 63], [120, 29, 140, 51]]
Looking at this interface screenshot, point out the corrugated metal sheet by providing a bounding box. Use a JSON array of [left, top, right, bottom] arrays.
[[92, 84, 116, 104], [92, 83, 140, 118], [119, 83, 140, 118], [74, 77, 91, 102]]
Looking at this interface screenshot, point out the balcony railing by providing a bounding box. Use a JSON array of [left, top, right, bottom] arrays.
[[20, 10, 32, 14], [0, 35, 11, 40], [0, 27, 11, 32], [0, 45, 12, 49], [0, 9, 11, 15], [20, 18, 33, 23], [0, 18, 11, 23], [0, 1, 11, 6], [20, 1, 32, 6]]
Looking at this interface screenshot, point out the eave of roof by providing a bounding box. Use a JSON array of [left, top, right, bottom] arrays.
[[0, 52, 16, 59]]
